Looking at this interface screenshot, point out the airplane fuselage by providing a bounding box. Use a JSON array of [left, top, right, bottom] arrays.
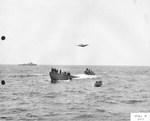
[[77, 44, 88, 47]]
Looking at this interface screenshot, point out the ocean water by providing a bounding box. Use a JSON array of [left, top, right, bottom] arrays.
[[0, 65, 150, 121]]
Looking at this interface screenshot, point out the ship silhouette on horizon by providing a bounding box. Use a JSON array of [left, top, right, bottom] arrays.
[[19, 62, 37, 66]]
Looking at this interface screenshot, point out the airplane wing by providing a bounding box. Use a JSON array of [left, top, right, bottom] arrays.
[[76, 44, 89, 47]]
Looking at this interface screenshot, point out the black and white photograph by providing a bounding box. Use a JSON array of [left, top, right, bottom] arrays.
[[0, 0, 150, 121]]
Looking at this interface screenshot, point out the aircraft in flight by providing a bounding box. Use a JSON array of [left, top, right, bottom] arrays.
[[76, 44, 89, 47]]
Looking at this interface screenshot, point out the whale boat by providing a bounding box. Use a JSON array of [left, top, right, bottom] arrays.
[[49, 68, 77, 83], [84, 68, 95, 75], [94, 81, 102, 87]]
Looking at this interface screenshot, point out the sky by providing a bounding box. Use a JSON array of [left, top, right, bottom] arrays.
[[0, 0, 150, 65]]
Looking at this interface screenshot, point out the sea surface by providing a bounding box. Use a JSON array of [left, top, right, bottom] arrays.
[[0, 65, 150, 121]]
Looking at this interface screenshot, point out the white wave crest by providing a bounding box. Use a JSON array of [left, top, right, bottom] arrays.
[[75, 74, 98, 79]]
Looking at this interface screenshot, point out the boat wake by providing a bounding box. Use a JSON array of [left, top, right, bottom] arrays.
[[75, 74, 98, 79]]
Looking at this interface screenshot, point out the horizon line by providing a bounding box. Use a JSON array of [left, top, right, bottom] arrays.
[[0, 64, 150, 67]]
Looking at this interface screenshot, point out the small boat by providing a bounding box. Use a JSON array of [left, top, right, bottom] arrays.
[[94, 81, 102, 87], [19, 62, 37, 66], [49, 68, 78, 83], [84, 68, 95, 75]]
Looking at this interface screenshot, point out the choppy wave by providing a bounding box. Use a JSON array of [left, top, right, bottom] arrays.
[[0, 116, 14, 120], [96, 109, 106, 113], [121, 99, 146, 104], [73, 114, 96, 120], [0, 65, 150, 121]]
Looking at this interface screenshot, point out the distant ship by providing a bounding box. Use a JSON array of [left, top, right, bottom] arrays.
[[19, 62, 37, 66], [84, 68, 95, 75], [49, 68, 78, 83]]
